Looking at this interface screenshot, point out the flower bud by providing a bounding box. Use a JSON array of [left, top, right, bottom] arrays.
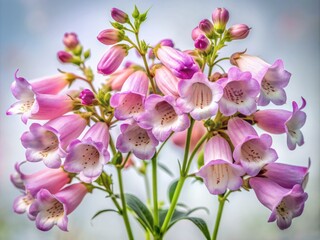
[[199, 19, 213, 35], [57, 51, 73, 63], [228, 24, 250, 40], [212, 8, 229, 33], [194, 34, 210, 51], [97, 29, 124, 45], [63, 32, 79, 49], [159, 39, 174, 47], [191, 27, 203, 41], [111, 8, 129, 23], [79, 89, 95, 106]]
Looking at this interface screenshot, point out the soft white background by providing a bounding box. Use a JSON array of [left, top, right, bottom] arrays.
[[0, 0, 319, 239]]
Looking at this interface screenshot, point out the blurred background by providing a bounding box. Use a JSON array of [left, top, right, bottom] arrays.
[[0, 0, 319, 239]]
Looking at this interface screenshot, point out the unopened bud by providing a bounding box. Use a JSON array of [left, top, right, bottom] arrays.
[[212, 8, 229, 33], [228, 24, 250, 40], [194, 34, 210, 51], [191, 27, 203, 41], [111, 8, 129, 23], [199, 19, 213, 35], [79, 89, 95, 106], [63, 32, 79, 49], [97, 29, 124, 45], [57, 51, 73, 63]]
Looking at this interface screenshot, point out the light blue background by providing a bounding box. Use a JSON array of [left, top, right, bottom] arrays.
[[0, 0, 319, 239]]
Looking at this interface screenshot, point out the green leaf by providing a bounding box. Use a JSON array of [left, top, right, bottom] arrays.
[[182, 217, 211, 240], [91, 209, 120, 220], [158, 162, 174, 177], [159, 209, 186, 228], [168, 179, 179, 202], [197, 150, 204, 169], [187, 206, 209, 215], [125, 193, 154, 231]]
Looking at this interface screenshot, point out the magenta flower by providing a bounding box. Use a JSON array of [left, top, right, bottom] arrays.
[[137, 95, 190, 142], [250, 177, 308, 230], [57, 51, 73, 63], [111, 8, 129, 23], [110, 71, 149, 120], [63, 32, 79, 49], [197, 135, 245, 195], [155, 45, 200, 79], [212, 8, 229, 33], [177, 72, 223, 120], [153, 64, 180, 97], [106, 65, 136, 91], [21, 114, 87, 168], [97, 44, 129, 75], [29, 183, 88, 231], [194, 34, 210, 51], [254, 98, 307, 150], [97, 29, 124, 45], [191, 27, 204, 41], [228, 117, 278, 176], [79, 89, 95, 106], [116, 122, 159, 160], [217, 67, 260, 116], [227, 24, 250, 40], [231, 53, 291, 106], [64, 122, 110, 182], [198, 19, 213, 34]]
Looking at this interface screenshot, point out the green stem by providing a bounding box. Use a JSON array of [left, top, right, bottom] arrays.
[[211, 191, 232, 240], [117, 168, 134, 240], [181, 118, 194, 174], [213, 57, 230, 66], [152, 155, 159, 227]]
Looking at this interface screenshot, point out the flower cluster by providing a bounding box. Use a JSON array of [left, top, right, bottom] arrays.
[[7, 5, 309, 239]]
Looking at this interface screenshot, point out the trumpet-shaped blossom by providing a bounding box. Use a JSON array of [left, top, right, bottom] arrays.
[[254, 98, 306, 150], [177, 72, 223, 120], [231, 53, 291, 106], [116, 122, 159, 160], [64, 122, 110, 182], [13, 191, 36, 220], [155, 45, 200, 79], [21, 114, 87, 168], [228, 117, 278, 176], [250, 177, 308, 230], [153, 64, 180, 97], [148, 39, 174, 59], [197, 135, 245, 195], [29, 183, 88, 231], [217, 67, 260, 116], [138, 95, 190, 142], [110, 71, 149, 120]]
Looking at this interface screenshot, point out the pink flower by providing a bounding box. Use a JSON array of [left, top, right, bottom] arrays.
[[153, 64, 180, 97], [191, 27, 204, 41], [57, 51, 73, 63], [177, 72, 223, 120], [228, 117, 278, 176], [21, 114, 87, 168], [97, 44, 129, 75], [197, 135, 245, 195], [254, 98, 307, 150], [106, 64, 137, 91], [79, 89, 95, 106], [250, 177, 308, 230], [212, 8, 229, 33], [198, 19, 213, 35], [116, 121, 159, 160], [194, 34, 210, 51], [228, 24, 250, 40], [217, 67, 260, 116], [29, 183, 88, 231], [137, 95, 190, 142], [64, 122, 110, 182], [111, 8, 129, 23], [97, 29, 124, 45], [231, 53, 291, 106], [110, 71, 149, 120], [63, 32, 79, 49]]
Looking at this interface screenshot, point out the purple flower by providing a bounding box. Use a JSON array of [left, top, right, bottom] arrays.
[[227, 24, 250, 40], [228, 117, 278, 176], [177, 72, 223, 120], [153, 64, 180, 97], [250, 177, 308, 230], [254, 98, 307, 150], [97, 29, 124, 45], [110, 71, 149, 120], [116, 121, 159, 160], [212, 8, 229, 33], [57, 51, 73, 63], [217, 67, 260, 116], [231, 53, 291, 106], [111, 8, 129, 23], [13, 191, 36, 220], [79, 89, 95, 106], [21, 114, 87, 168], [137, 94, 190, 142], [198, 19, 213, 34], [64, 122, 110, 182], [155, 45, 200, 79], [194, 34, 210, 51], [29, 183, 88, 231], [197, 135, 245, 195]]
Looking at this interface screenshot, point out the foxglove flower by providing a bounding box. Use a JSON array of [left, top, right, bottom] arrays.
[[198, 19, 214, 35], [197, 135, 245, 195], [13, 191, 36, 220], [177, 72, 223, 120], [231, 53, 291, 106], [111, 8, 129, 23], [110, 71, 149, 120], [250, 177, 308, 230], [64, 122, 110, 182], [217, 67, 260, 116], [106, 64, 137, 91], [21, 114, 87, 168], [155, 45, 200, 79], [212, 8, 229, 33], [191, 27, 204, 41], [153, 64, 180, 97], [79, 89, 95, 106], [116, 122, 159, 160], [29, 183, 88, 231], [97, 29, 124, 45], [228, 117, 278, 176], [194, 34, 210, 51], [138, 95, 190, 142], [148, 39, 174, 59], [254, 98, 306, 150]]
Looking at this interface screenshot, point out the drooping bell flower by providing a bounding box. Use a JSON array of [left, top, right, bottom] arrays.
[[250, 177, 308, 230], [228, 117, 278, 176], [231, 52, 291, 106], [116, 121, 159, 160], [152, 64, 180, 97], [253, 98, 306, 150], [177, 72, 223, 120], [21, 114, 88, 168], [197, 135, 245, 195], [137, 94, 190, 142], [155, 45, 200, 79], [217, 67, 260, 116], [29, 183, 88, 231], [64, 122, 110, 183], [110, 71, 149, 120]]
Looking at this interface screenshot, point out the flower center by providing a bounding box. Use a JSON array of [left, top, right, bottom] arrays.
[[121, 93, 144, 115], [45, 200, 64, 219], [39, 131, 59, 157], [224, 82, 245, 104], [211, 164, 228, 184], [241, 140, 263, 162], [127, 126, 151, 147], [276, 200, 290, 221], [19, 99, 35, 113], [78, 144, 100, 169], [191, 83, 212, 109], [155, 101, 177, 125], [261, 79, 275, 94]]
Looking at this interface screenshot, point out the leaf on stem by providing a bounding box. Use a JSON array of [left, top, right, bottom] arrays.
[[158, 162, 174, 177], [91, 209, 120, 220], [168, 179, 179, 202]]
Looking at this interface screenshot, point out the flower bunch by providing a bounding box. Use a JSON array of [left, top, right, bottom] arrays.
[[7, 5, 309, 240]]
